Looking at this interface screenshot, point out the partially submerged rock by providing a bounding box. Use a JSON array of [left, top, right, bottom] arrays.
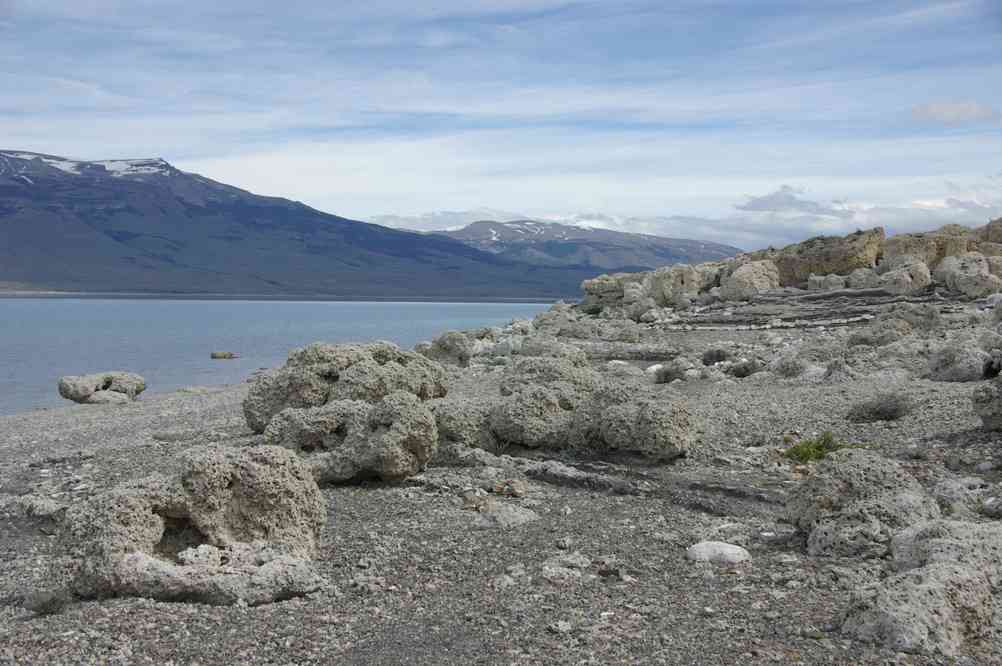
[[244, 342, 447, 433], [58, 445, 327, 606], [57, 371, 146, 405]]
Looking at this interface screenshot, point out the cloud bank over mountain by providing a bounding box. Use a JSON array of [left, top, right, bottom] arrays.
[[1, 1, 1000, 250], [376, 177, 1002, 250]]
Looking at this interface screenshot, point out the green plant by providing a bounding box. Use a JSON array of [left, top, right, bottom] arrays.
[[783, 431, 852, 464]]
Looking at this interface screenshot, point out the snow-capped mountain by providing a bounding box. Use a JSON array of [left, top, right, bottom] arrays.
[[435, 219, 742, 271], [0, 151, 174, 181], [0, 150, 602, 298]]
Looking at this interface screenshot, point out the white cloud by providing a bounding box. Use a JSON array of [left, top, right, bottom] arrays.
[[912, 101, 1000, 125]]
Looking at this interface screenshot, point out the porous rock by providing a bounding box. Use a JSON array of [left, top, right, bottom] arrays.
[[243, 342, 447, 433], [786, 449, 940, 557], [264, 391, 438, 483], [842, 563, 991, 656], [57, 371, 146, 404], [58, 445, 326, 605]]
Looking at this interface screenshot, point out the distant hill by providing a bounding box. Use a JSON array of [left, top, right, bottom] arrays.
[[434, 219, 741, 271], [0, 151, 612, 299]]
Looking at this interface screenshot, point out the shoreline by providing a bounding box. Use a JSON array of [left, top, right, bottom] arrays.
[[0, 291, 570, 303]]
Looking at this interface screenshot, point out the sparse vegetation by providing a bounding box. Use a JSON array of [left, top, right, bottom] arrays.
[[772, 355, 806, 378], [783, 431, 854, 464], [847, 393, 914, 423]]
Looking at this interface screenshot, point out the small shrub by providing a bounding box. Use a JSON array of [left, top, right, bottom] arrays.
[[772, 355, 806, 378], [847, 393, 914, 423], [783, 431, 852, 464], [23, 589, 71, 617]]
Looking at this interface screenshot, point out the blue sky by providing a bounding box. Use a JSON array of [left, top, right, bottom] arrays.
[[1, 0, 1000, 247]]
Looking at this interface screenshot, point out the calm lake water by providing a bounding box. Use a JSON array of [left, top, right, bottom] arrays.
[[0, 299, 551, 416]]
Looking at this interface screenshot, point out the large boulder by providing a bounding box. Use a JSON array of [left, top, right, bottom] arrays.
[[263, 391, 438, 483], [57, 371, 146, 405], [57, 446, 326, 605], [842, 563, 991, 656], [243, 342, 447, 433], [879, 257, 932, 295], [842, 520, 1002, 656], [786, 449, 940, 558], [719, 260, 780, 301], [750, 228, 884, 287], [429, 396, 497, 453], [883, 225, 977, 269], [927, 345, 993, 382], [934, 252, 1002, 298]]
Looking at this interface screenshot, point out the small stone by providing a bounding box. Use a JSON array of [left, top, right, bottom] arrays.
[[555, 537, 572, 550], [547, 620, 573, 635], [686, 541, 752, 565]]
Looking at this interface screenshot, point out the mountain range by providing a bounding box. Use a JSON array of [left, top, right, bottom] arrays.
[[0, 151, 739, 298], [434, 219, 740, 271]]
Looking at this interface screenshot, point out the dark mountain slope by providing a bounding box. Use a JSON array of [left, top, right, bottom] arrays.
[[0, 152, 599, 298]]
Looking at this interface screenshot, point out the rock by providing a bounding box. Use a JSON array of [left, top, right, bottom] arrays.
[[891, 519, 1002, 585], [473, 503, 540, 529], [57, 371, 146, 404], [973, 380, 1002, 430], [879, 258, 931, 295], [808, 273, 846, 292], [265, 391, 438, 483], [243, 342, 447, 433], [926, 345, 991, 382], [85, 390, 133, 405], [519, 337, 588, 364], [847, 267, 880, 289], [429, 396, 496, 452], [719, 260, 780, 301], [210, 351, 238, 360], [750, 228, 884, 287], [786, 449, 940, 558], [490, 384, 575, 450], [421, 330, 475, 367], [842, 563, 991, 656], [686, 541, 751, 564], [57, 445, 326, 605], [934, 252, 1002, 298], [882, 226, 976, 269], [498, 356, 596, 397]]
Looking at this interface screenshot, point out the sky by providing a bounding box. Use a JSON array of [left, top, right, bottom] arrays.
[[1, 0, 1001, 248]]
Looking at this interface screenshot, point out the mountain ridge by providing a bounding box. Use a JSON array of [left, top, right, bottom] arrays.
[[0, 151, 741, 298], [432, 219, 742, 271]]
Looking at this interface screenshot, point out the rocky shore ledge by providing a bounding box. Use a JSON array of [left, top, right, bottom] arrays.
[[4, 221, 1002, 664]]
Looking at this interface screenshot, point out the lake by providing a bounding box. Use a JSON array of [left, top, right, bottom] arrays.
[[0, 298, 551, 415]]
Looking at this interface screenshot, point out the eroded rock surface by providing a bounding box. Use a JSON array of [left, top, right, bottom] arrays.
[[57, 445, 326, 605], [244, 341, 447, 433]]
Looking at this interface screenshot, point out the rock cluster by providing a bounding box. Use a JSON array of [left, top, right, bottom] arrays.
[[57, 371, 146, 405], [57, 445, 327, 606], [243, 341, 447, 433], [576, 219, 1002, 322], [787, 449, 1002, 656]]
